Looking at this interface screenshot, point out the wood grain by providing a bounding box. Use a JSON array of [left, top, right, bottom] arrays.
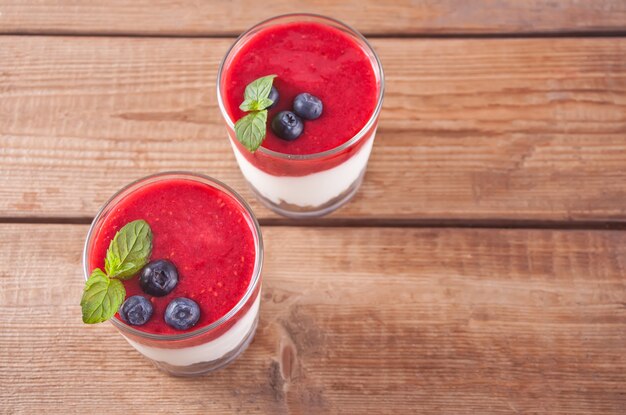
[[1, 36, 625, 222], [0, 224, 624, 413], [1, 1, 626, 36]]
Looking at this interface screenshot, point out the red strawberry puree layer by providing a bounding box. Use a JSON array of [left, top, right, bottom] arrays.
[[223, 21, 378, 157], [89, 179, 255, 335]]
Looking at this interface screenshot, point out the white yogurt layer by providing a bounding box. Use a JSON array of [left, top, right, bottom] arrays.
[[123, 294, 260, 367], [231, 133, 376, 207]]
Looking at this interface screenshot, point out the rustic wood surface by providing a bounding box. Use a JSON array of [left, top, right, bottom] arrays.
[[2, 36, 625, 222], [2, 0, 626, 36], [2, 1, 625, 413], [0, 224, 625, 414]]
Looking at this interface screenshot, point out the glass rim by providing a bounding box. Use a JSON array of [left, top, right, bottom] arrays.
[[82, 171, 264, 341], [216, 13, 385, 160]]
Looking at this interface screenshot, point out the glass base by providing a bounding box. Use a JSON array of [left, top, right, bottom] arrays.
[[150, 314, 259, 377], [248, 169, 366, 219]]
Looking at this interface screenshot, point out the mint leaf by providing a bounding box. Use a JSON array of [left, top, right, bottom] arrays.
[[105, 219, 152, 280], [239, 97, 274, 112], [235, 110, 268, 152], [243, 74, 276, 102], [234, 75, 277, 152], [80, 269, 125, 324]]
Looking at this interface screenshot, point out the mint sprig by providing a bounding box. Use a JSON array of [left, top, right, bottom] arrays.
[[81, 219, 153, 324], [234, 74, 277, 152]]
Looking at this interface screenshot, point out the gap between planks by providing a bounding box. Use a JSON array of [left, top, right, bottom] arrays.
[[1, 216, 625, 231], [2, 31, 626, 39]]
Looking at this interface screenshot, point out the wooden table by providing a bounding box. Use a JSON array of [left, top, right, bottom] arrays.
[[1, 2, 625, 414]]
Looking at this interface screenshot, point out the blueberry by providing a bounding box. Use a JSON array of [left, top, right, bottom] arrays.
[[293, 92, 323, 120], [164, 297, 201, 330], [139, 259, 179, 297], [119, 295, 153, 326], [267, 86, 280, 110], [271, 111, 304, 141]]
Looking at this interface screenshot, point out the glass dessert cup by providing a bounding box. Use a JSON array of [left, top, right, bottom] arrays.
[[82, 172, 263, 376], [217, 14, 385, 218]]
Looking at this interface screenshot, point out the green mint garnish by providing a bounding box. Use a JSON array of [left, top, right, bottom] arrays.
[[234, 74, 277, 152], [234, 111, 268, 153], [243, 74, 276, 103], [105, 219, 153, 280], [81, 219, 153, 324], [80, 270, 125, 324]]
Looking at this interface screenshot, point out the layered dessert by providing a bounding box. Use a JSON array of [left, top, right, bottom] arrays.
[[218, 14, 384, 217], [82, 172, 263, 376]]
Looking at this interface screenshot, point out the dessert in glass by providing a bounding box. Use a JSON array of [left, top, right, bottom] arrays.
[[82, 172, 263, 376], [217, 14, 384, 218]]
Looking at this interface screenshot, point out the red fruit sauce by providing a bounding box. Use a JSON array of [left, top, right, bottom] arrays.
[[88, 179, 256, 335], [223, 21, 378, 156]]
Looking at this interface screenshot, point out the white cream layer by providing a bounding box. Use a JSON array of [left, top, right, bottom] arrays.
[[123, 294, 260, 367], [231, 133, 376, 207]]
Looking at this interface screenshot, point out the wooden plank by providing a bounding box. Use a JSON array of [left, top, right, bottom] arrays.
[[1, 36, 625, 222], [2, 1, 626, 36], [0, 224, 624, 413]]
